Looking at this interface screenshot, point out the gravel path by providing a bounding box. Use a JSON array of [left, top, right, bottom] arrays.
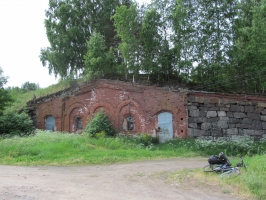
[[0, 158, 245, 200]]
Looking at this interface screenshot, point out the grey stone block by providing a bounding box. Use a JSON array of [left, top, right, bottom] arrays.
[[233, 112, 247, 118], [189, 110, 199, 117], [227, 128, 239, 135], [227, 112, 234, 117], [247, 113, 260, 120], [219, 117, 229, 121], [220, 107, 230, 111], [254, 130, 265, 136], [199, 107, 209, 111], [236, 123, 249, 129], [194, 117, 208, 123], [263, 122, 266, 129], [199, 111, 207, 117], [207, 117, 219, 123], [211, 129, 223, 137], [229, 118, 240, 124], [250, 120, 263, 130], [201, 123, 212, 130], [206, 111, 217, 118], [242, 118, 253, 125], [243, 129, 255, 135], [217, 120, 228, 129], [231, 105, 244, 112], [229, 124, 236, 128], [245, 106, 255, 113], [239, 101, 250, 106], [188, 123, 198, 129], [261, 109, 266, 115], [188, 118, 194, 123], [188, 106, 198, 111], [217, 111, 226, 117], [188, 128, 205, 137], [261, 115, 266, 121]]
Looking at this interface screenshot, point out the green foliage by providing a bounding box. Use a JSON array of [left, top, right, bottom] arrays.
[[0, 112, 35, 137], [0, 67, 12, 116], [83, 111, 116, 137], [40, 0, 129, 79], [84, 31, 116, 80], [21, 82, 40, 92]]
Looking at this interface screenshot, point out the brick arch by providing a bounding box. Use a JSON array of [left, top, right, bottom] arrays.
[[149, 98, 181, 137], [39, 108, 57, 130], [64, 102, 87, 132], [87, 102, 116, 125], [116, 99, 145, 133]]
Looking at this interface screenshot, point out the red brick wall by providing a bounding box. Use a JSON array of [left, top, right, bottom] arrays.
[[34, 80, 188, 138]]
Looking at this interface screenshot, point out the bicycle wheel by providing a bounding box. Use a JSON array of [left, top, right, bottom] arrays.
[[203, 164, 220, 172], [220, 168, 240, 178]]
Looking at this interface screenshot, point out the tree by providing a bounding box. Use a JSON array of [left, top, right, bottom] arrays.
[[172, 0, 197, 82], [140, 8, 162, 77], [0, 67, 12, 116], [112, 3, 141, 79], [232, 0, 266, 93], [84, 31, 116, 79], [40, 0, 132, 79], [21, 82, 40, 92]]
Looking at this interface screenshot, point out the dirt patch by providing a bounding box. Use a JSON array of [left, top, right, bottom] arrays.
[[0, 158, 246, 200]]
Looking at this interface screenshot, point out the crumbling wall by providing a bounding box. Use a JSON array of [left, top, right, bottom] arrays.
[[29, 80, 188, 138], [187, 92, 266, 140]]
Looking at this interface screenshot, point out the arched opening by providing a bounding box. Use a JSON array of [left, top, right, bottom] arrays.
[[45, 116, 55, 132], [158, 112, 173, 143], [122, 115, 135, 132], [74, 116, 83, 132]]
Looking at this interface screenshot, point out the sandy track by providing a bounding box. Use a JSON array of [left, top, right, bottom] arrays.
[[0, 158, 244, 200]]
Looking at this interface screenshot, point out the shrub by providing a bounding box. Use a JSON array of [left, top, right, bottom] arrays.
[[83, 111, 116, 137], [0, 111, 35, 137]]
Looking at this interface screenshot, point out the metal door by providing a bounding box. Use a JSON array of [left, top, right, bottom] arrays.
[[158, 112, 173, 143], [45, 116, 55, 131]]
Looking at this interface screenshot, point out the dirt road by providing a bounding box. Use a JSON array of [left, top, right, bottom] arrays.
[[0, 158, 245, 200]]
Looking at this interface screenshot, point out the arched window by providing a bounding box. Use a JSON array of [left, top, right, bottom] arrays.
[[74, 116, 83, 131], [45, 116, 55, 132], [122, 115, 135, 131]]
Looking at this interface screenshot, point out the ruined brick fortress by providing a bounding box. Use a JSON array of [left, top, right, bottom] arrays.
[[27, 79, 266, 140]]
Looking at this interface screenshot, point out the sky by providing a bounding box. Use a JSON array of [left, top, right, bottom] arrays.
[[0, 0, 150, 88]]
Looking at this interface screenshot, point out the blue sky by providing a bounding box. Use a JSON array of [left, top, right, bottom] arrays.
[[0, 0, 150, 88]]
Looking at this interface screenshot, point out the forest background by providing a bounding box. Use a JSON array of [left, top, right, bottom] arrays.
[[38, 0, 266, 94]]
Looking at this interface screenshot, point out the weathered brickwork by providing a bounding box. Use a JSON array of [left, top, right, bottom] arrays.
[[188, 92, 266, 140], [28, 80, 266, 140], [29, 80, 188, 138]]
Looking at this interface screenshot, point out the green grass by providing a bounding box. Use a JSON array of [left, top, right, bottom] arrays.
[[0, 130, 197, 166], [5, 78, 84, 113], [0, 130, 265, 199], [168, 155, 266, 200]]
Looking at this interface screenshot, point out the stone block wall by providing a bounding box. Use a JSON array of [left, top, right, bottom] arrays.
[[187, 92, 266, 140]]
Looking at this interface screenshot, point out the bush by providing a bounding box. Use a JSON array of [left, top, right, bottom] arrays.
[[83, 111, 116, 137], [0, 111, 35, 137]]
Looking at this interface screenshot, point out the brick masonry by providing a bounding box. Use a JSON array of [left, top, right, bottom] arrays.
[[28, 80, 188, 138], [28, 80, 266, 139]]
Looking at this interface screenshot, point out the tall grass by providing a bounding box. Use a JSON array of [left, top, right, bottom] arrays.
[[0, 130, 196, 166], [1, 130, 265, 199]]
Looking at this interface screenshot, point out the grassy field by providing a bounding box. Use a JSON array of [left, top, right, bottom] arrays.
[[0, 130, 265, 199]]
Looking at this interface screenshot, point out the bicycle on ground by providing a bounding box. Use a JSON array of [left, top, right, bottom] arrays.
[[203, 152, 247, 178]]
